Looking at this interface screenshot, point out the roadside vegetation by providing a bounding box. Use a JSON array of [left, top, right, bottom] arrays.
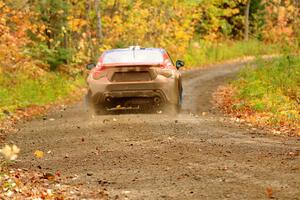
[[215, 56, 300, 135], [184, 40, 287, 67], [236, 56, 299, 118], [0, 72, 84, 120]]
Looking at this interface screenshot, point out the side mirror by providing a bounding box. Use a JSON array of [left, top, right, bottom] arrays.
[[176, 60, 185, 69], [86, 63, 96, 70]]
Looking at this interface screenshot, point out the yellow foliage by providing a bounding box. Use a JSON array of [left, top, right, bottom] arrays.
[[97, 1, 195, 58], [68, 18, 87, 32], [0, 1, 45, 74], [263, 0, 299, 43]]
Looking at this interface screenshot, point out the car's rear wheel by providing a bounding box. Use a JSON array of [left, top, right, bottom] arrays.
[[167, 88, 182, 115], [85, 90, 107, 115], [94, 106, 106, 115]]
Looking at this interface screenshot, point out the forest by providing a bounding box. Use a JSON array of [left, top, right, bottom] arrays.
[[1, 0, 299, 67]]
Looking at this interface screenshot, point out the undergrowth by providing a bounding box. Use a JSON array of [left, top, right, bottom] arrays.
[[184, 40, 293, 67], [232, 55, 299, 131], [0, 72, 85, 120]]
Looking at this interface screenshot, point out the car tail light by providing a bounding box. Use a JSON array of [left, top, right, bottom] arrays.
[[160, 53, 173, 69], [92, 70, 106, 80], [92, 57, 106, 80]]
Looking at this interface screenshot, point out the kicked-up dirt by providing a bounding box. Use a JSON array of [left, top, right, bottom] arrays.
[[7, 62, 300, 199]]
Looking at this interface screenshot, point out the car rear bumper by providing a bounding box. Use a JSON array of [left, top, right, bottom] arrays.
[[88, 76, 179, 106], [101, 90, 167, 101]]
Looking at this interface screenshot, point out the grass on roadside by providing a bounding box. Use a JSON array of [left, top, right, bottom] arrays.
[[184, 39, 293, 67], [229, 55, 299, 134], [0, 71, 85, 120]]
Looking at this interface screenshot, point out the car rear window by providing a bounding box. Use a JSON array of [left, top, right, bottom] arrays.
[[103, 49, 164, 65]]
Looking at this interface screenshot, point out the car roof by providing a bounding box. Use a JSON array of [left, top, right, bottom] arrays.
[[102, 47, 167, 67], [105, 46, 165, 53]]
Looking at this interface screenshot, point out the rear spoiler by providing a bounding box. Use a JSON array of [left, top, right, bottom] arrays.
[[103, 62, 162, 67]]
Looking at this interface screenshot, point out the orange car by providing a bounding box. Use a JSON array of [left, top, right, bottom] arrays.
[[85, 46, 184, 114]]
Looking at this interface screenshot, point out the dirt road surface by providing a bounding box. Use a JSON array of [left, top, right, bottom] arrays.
[[7, 63, 300, 199]]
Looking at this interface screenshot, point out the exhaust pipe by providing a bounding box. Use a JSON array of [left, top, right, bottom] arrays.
[[105, 97, 111, 102], [154, 97, 161, 104]]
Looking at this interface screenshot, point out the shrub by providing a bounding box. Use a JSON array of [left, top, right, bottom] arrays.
[[233, 55, 300, 124]]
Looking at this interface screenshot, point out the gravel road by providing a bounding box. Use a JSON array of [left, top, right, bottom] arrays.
[[8, 62, 300, 199]]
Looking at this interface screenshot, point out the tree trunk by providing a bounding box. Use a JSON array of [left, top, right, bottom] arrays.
[[86, 0, 94, 60], [110, 0, 118, 18], [244, 0, 251, 41], [95, 0, 103, 42]]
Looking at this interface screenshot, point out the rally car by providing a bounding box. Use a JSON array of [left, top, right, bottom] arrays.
[[85, 46, 184, 114]]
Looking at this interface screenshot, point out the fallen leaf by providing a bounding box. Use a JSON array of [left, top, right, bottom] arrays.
[[47, 189, 53, 196], [55, 171, 61, 177], [122, 191, 131, 194], [43, 173, 55, 180], [266, 187, 273, 198], [34, 150, 44, 158]]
